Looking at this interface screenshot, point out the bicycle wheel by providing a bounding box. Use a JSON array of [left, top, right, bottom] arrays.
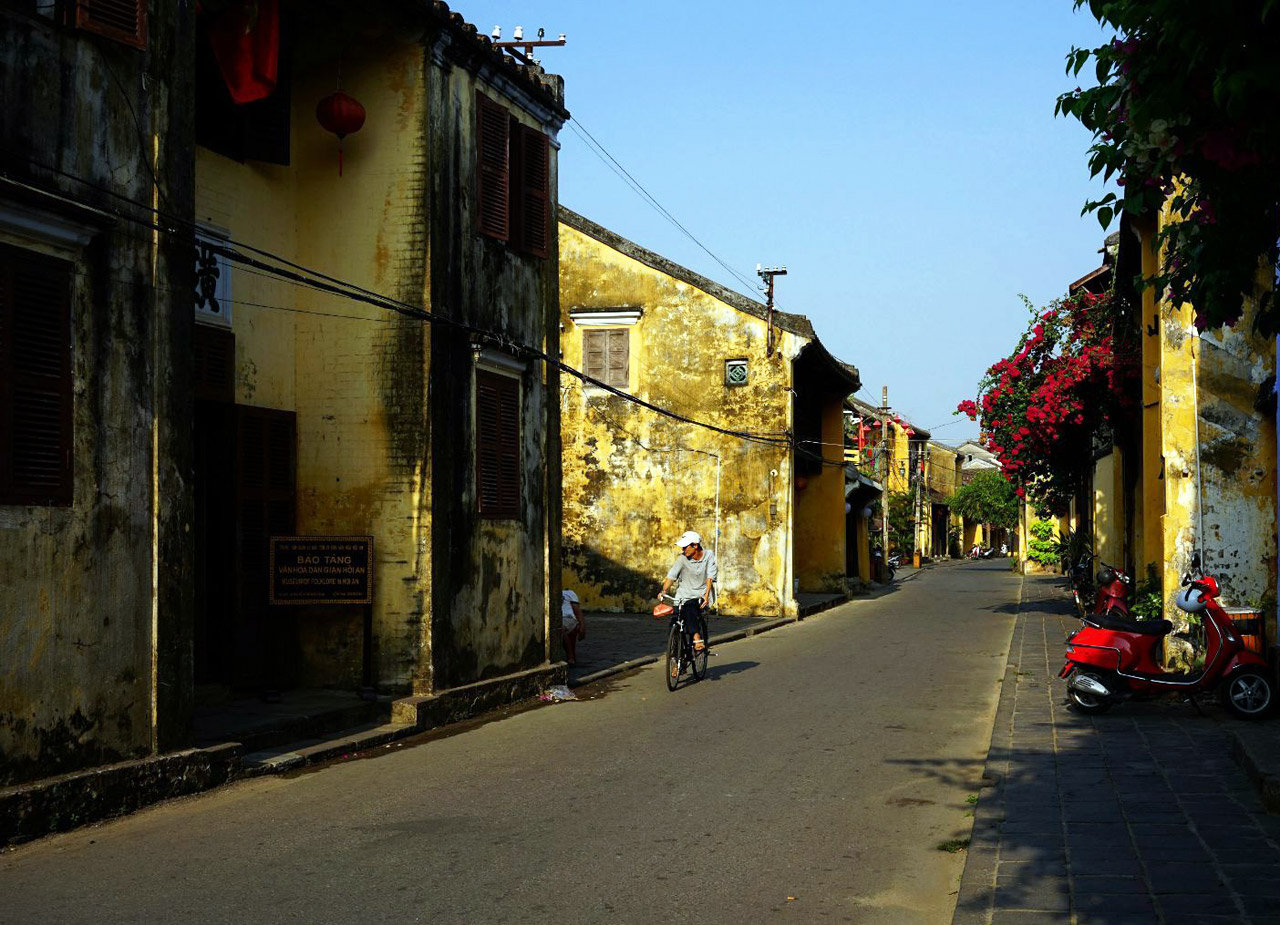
[[665, 623, 682, 691], [691, 616, 709, 681]]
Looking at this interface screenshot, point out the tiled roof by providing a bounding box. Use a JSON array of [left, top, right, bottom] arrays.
[[559, 206, 815, 339]]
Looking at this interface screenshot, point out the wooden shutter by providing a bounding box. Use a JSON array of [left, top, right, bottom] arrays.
[[515, 126, 550, 257], [583, 330, 606, 381], [605, 330, 628, 388], [476, 94, 510, 241], [0, 243, 73, 506], [70, 0, 147, 49], [193, 324, 235, 403], [582, 329, 628, 388], [476, 370, 520, 519]]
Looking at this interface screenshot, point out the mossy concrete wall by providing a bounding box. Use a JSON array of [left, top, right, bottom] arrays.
[[0, 6, 195, 784], [424, 44, 564, 690]]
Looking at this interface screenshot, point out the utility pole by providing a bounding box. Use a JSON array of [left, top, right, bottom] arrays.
[[491, 25, 567, 64], [757, 264, 787, 357], [880, 386, 890, 567]]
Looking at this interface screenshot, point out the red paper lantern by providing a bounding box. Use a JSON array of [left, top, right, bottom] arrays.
[[315, 91, 366, 176]]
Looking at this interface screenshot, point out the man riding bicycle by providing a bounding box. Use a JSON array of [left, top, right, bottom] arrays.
[[659, 530, 717, 653]]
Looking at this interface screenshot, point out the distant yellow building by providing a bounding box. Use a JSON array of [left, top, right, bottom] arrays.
[[559, 208, 859, 616]]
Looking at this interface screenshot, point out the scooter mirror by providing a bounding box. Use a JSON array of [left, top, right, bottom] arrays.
[[1191, 551, 1202, 571]]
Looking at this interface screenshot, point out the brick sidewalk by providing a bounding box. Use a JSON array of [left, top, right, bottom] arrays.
[[954, 574, 1280, 925]]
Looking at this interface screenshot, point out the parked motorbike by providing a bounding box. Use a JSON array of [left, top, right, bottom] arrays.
[[1066, 552, 1096, 617], [1060, 567, 1274, 719], [872, 548, 899, 582], [1066, 554, 1132, 618], [1093, 563, 1133, 616]]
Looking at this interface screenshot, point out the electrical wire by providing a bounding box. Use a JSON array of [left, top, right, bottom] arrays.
[[565, 118, 764, 299], [3, 154, 790, 448]]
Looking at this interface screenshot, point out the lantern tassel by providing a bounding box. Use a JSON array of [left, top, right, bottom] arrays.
[[338, 140, 344, 177]]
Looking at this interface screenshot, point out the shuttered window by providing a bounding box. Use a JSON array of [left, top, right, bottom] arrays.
[[583, 329, 629, 389], [69, 0, 147, 49], [193, 324, 235, 403], [475, 93, 551, 258], [476, 370, 520, 519], [476, 93, 511, 242], [0, 243, 73, 506], [512, 126, 550, 257]]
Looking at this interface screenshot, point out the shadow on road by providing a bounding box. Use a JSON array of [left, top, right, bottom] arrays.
[[705, 659, 759, 682]]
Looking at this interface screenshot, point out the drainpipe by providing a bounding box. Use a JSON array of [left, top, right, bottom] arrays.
[[714, 452, 721, 563], [1190, 336, 1204, 562]]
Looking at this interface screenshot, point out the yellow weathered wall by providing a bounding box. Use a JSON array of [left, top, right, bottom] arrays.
[[1141, 212, 1277, 625], [1092, 449, 1124, 568], [1138, 222, 1163, 576], [795, 395, 847, 591], [559, 222, 799, 616], [195, 39, 433, 691]]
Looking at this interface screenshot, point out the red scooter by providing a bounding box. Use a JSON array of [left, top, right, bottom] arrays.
[[1093, 563, 1132, 616], [1060, 568, 1274, 719], [1067, 555, 1132, 619]]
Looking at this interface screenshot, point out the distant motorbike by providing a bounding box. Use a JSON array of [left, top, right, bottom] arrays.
[[872, 548, 899, 582], [1060, 565, 1273, 718]]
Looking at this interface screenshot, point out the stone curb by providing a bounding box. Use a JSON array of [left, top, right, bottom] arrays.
[[2, 663, 566, 848], [950, 574, 1024, 925], [1230, 729, 1280, 814]]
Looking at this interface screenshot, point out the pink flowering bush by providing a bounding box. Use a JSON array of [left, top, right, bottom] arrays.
[[957, 291, 1136, 513]]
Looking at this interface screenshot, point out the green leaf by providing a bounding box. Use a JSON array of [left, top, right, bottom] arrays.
[[1097, 206, 1114, 228]]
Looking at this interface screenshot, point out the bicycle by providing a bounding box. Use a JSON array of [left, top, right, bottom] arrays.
[[657, 594, 709, 691]]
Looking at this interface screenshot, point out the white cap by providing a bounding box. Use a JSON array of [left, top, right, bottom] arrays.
[[674, 530, 702, 547]]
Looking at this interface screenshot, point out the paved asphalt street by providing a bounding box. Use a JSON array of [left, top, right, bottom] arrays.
[[0, 561, 1019, 925]]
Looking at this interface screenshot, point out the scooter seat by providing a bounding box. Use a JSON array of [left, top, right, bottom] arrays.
[[1087, 614, 1173, 636]]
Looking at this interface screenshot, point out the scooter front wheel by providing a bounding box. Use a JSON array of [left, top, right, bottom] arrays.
[[1066, 670, 1113, 715], [1221, 670, 1274, 719]]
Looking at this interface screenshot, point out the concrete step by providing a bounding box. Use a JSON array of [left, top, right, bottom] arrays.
[[240, 722, 417, 774]]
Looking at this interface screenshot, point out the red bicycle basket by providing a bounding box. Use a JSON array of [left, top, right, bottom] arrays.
[[652, 602, 675, 619]]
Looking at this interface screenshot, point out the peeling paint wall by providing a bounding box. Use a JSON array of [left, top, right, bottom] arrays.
[[558, 220, 805, 616], [1, 6, 195, 784], [1130, 214, 1278, 629]]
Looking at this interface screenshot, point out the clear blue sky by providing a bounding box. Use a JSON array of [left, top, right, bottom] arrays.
[[460, 0, 1112, 445]]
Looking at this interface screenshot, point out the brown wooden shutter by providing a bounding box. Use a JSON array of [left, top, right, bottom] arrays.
[[70, 0, 147, 49], [476, 93, 510, 242], [606, 329, 628, 388], [516, 126, 550, 257], [583, 330, 606, 381], [0, 243, 73, 506], [193, 324, 235, 403], [476, 370, 520, 519]]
